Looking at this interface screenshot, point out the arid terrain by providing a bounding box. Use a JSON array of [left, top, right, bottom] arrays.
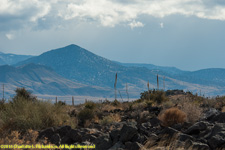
[[0, 88, 225, 150]]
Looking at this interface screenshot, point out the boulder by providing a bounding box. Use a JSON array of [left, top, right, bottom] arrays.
[[108, 141, 125, 150], [185, 121, 209, 135], [171, 123, 182, 131], [61, 136, 74, 145], [147, 106, 162, 116], [205, 123, 225, 149], [94, 133, 112, 150], [50, 133, 61, 146], [125, 142, 145, 150], [202, 108, 220, 121], [38, 127, 55, 140], [185, 140, 210, 150], [212, 112, 225, 123], [177, 133, 194, 142], [110, 129, 120, 144], [119, 123, 138, 143], [68, 129, 82, 143], [55, 125, 71, 138], [149, 117, 160, 127], [158, 127, 179, 137], [82, 134, 97, 142], [138, 122, 151, 136], [208, 133, 225, 149]]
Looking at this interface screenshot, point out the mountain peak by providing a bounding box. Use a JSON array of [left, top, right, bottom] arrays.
[[66, 44, 81, 48]]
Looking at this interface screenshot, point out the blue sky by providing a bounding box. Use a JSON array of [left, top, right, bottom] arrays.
[[0, 0, 225, 71]]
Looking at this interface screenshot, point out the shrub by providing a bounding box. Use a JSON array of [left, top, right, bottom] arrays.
[[159, 107, 186, 127], [84, 101, 96, 110], [0, 97, 69, 131], [100, 116, 114, 125], [111, 99, 121, 106], [77, 108, 94, 126], [13, 87, 36, 102], [140, 89, 168, 104], [99, 114, 121, 125], [55, 101, 66, 106], [180, 102, 202, 124]]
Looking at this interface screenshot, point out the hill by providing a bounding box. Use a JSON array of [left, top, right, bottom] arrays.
[[0, 63, 111, 99], [0, 52, 33, 65], [16, 44, 225, 97]]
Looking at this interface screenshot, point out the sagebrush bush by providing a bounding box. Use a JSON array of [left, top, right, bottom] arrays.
[[159, 107, 186, 127], [84, 101, 96, 110], [140, 89, 168, 104], [13, 87, 37, 102], [111, 99, 121, 106], [180, 102, 202, 124], [0, 97, 70, 131], [100, 116, 114, 125], [99, 114, 121, 125], [77, 108, 94, 126]]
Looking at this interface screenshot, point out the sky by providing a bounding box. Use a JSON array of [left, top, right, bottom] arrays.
[[0, 0, 225, 71]]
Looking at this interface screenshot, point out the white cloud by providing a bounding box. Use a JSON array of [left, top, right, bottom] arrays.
[[160, 23, 164, 28], [1, 0, 225, 31], [129, 21, 144, 29], [0, 0, 51, 31], [59, 0, 225, 27], [5, 33, 15, 40]]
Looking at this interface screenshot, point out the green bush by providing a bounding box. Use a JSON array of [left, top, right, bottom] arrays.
[[55, 101, 66, 106], [84, 101, 96, 110], [0, 97, 69, 131], [13, 87, 37, 102], [111, 99, 120, 106], [100, 116, 113, 125], [140, 89, 168, 104], [77, 108, 94, 126]]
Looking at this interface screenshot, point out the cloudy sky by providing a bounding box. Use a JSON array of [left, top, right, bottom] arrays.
[[0, 0, 225, 71]]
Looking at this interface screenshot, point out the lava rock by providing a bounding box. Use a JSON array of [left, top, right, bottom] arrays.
[[119, 123, 138, 143], [185, 121, 209, 135], [55, 125, 71, 138], [38, 127, 55, 140], [50, 133, 61, 146]]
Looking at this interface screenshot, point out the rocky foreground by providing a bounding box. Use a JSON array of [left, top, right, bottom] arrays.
[[38, 107, 225, 150]]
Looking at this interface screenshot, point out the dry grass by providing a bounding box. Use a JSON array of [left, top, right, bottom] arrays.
[[99, 113, 121, 125], [158, 107, 187, 127], [222, 106, 225, 112], [101, 104, 123, 112], [180, 102, 202, 124], [0, 130, 58, 150], [144, 133, 185, 150], [0, 98, 76, 132]]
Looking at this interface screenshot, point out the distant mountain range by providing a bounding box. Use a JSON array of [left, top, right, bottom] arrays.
[[0, 52, 33, 65], [1, 44, 225, 99], [0, 63, 111, 99]]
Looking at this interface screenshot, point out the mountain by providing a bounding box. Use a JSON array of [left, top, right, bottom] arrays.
[[0, 52, 33, 65], [16, 45, 186, 92], [17, 44, 123, 87], [174, 68, 225, 87], [0, 63, 111, 99], [16, 44, 225, 96], [116, 62, 187, 75]]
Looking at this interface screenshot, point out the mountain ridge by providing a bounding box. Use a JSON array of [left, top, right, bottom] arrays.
[[0, 63, 112, 99], [15, 44, 225, 97], [0, 52, 33, 65]]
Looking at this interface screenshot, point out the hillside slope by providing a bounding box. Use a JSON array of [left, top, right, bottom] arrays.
[[0, 52, 33, 65], [0, 64, 111, 98], [16, 44, 225, 96]]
